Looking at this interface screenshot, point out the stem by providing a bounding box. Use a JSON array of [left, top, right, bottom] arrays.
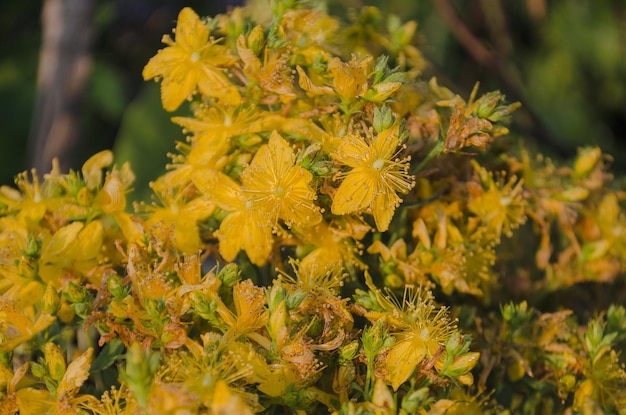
[[412, 140, 444, 174]]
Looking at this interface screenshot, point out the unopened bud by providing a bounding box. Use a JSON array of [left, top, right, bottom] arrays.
[[574, 147, 601, 178], [65, 281, 87, 304], [107, 273, 128, 300], [367, 81, 402, 103], [339, 341, 360, 363], [217, 263, 240, 287], [247, 25, 265, 55], [42, 284, 60, 315], [44, 342, 66, 381]]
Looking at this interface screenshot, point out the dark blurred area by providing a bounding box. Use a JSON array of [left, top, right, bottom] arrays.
[[0, 0, 624, 199]]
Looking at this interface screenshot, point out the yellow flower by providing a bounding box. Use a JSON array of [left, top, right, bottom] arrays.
[[194, 171, 274, 265], [38, 220, 105, 286], [241, 131, 322, 228], [145, 189, 215, 255], [357, 274, 455, 391], [0, 297, 55, 353], [297, 221, 366, 277], [142, 7, 240, 111], [384, 286, 455, 390], [328, 55, 371, 101], [228, 279, 268, 339], [468, 160, 527, 241], [331, 123, 414, 231], [237, 30, 297, 103]]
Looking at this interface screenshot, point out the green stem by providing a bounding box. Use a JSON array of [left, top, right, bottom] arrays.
[[412, 140, 445, 174]]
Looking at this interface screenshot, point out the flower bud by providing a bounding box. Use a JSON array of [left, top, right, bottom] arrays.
[[65, 281, 87, 304], [574, 147, 601, 178], [366, 81, 402, 103], [31, 362, 48, 378], [447, 352, 480, 374], [557, 187, 589, 202], [44, 342, 66, 381], [268, 301, 287, 341], [333, 363, 356, 393], [17, 257, 38, 280], [76, 186, 93, 206], [217, 263, 240, 287], [42, 284, 60, 315], [247, 25, 265, 55], [339, 341, 360, 363], [190, 292, 217, 320], [372, 377, 395, 412], [286, 289, 307, 310], [373, 106, 394, 133], [107, 273, 128, 300], [57, 301, 75, 323], [267, 283, 286, 312]]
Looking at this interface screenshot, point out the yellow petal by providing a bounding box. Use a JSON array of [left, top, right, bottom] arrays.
[[40, 222, 84, 263], [211, 380, 254, 415], [386, 337, 426, 391], [372, 189, 400, 232], [161, 68, 200, 111], [175, 8, 208, 50], [331, 168, 375, 215], [74, 220, 104, 261], [58, 348, 93, 397], [333, 133, 371, 168], [82, 150, 113, 189], [216, 210, 273, 265], [296, 66, 334, 96]]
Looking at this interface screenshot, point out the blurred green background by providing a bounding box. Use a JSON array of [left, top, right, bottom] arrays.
[[1, 0, 624, 203]]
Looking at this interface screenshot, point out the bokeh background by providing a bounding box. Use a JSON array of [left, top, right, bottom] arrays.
[[1, 0, 624, 203]]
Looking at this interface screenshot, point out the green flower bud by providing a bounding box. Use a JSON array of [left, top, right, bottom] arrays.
[[107, 273, 128, 300], [366, 81, 402, 103], [122, 343, 160, 409], [144, 297, 165, 318], [71, 302, 91, 319], [247, 25, 265, 55], [373, 105, 394, 133], [286, 289, 307, 310], [44, 342, 66, 381], [31, 362, 48, 378], [190, 292, 217, 320], [339, 341, 360, 364], [267, 282, 287, 312], [65, 281, 87, 304], [23, 235, 41, 258], [217, 263, 240, 287]]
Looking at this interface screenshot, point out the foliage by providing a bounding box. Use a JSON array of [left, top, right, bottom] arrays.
[[1, 1, 625, 414]]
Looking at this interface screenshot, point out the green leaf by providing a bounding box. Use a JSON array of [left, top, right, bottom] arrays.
[[91, 338, 125, 372]]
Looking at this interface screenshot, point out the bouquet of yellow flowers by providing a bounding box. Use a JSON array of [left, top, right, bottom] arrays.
[[1, 1, 625, 413]]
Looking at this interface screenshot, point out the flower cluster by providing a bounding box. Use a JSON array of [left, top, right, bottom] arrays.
[[1, 1, 625, 414]]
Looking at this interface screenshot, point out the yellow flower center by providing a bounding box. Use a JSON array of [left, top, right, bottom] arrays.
[[274, 186, 285, 197], [373, 159, 385, 170], [190, 52, 201, 63]]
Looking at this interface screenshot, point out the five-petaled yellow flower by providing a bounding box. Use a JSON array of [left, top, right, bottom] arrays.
[[331, 123, 415, 231], [242, 131, 322, 228], [193, 171, 274, 266], [143, 7, 241, 111]]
